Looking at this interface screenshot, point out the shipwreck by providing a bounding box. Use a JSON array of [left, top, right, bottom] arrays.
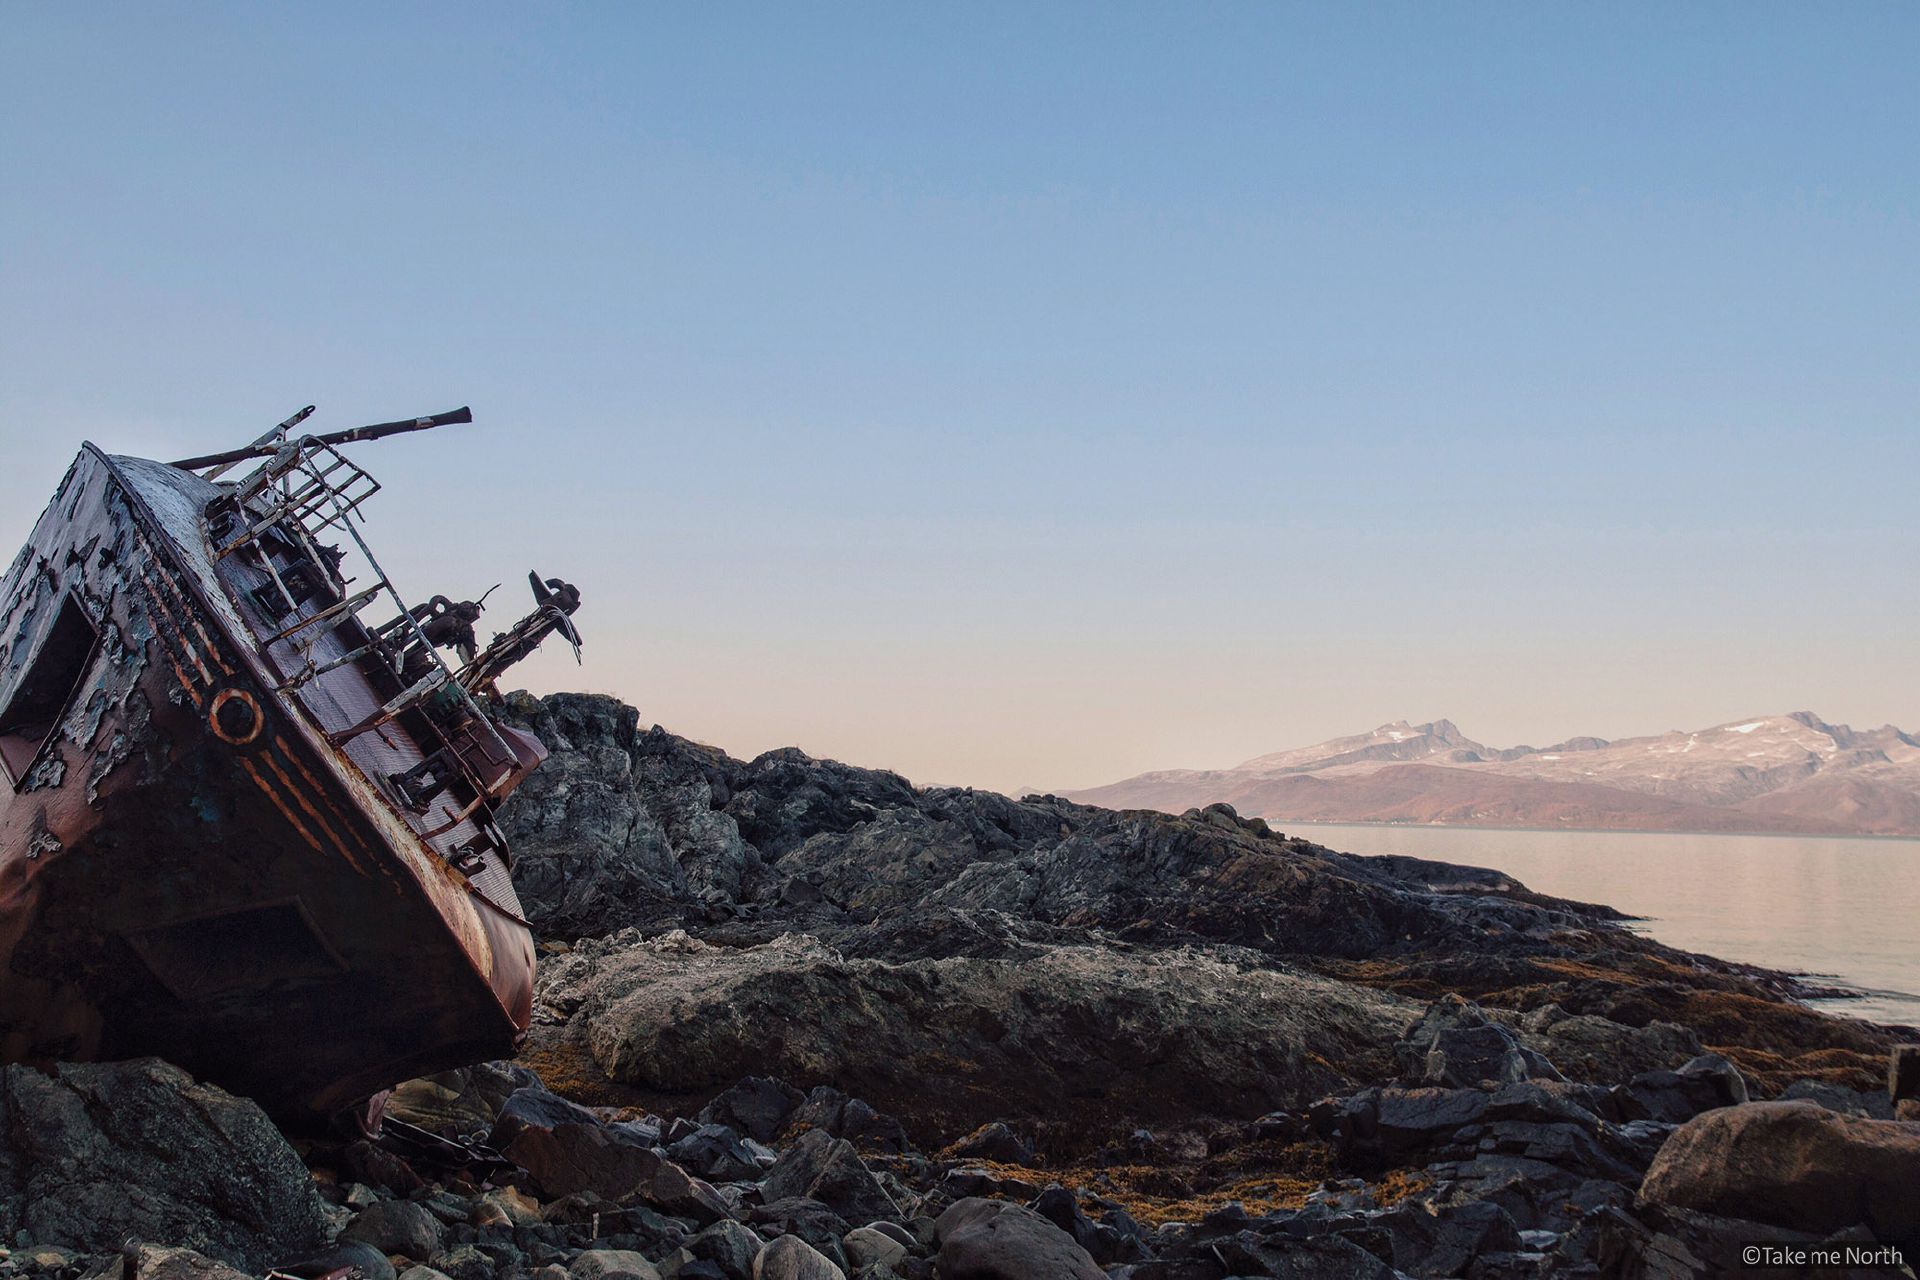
[[0, 406, 579, 1123]]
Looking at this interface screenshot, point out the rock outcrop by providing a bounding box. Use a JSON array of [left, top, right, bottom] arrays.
[[0, 1059, 330, 1271], [531, 929, 1408, 1142], [499, 693, 1893, 1111], [936, 1197, 1105, 1279], [1641, 1100, 1920, 1243], [0, 693, 1908, 1280], [0, 1037, 1912, 1280]]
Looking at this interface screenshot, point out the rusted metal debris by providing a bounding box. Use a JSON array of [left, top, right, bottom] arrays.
[[0, 406, 581, 1125]]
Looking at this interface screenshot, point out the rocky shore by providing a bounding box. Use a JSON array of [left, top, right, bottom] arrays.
[[2, 692, 1916, 1279]]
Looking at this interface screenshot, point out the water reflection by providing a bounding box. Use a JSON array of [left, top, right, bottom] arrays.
[[1291, 823, 1920, 1026]]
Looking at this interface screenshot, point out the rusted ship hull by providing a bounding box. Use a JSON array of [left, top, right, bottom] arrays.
[[0, 441, 547, 1123]]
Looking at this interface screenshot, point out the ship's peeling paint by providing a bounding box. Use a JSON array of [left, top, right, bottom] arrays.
[[76, 612, 164, 805], [25, 817, 58, 862], [87, 690, 163, 805], [23, 755, 65, 791], [1, 571, 56, 676]]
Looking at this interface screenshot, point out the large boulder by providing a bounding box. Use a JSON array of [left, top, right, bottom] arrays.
[[570, 1248, 662, 1280], [698, 1078, 805, 1144], [751, 1235, 844, 1280], [492, 1084, 729, 1223], [1641, 1100, 1920, 1243], [760, 1130, 898, 1223], [938, 1122, 1034, 1166], [668, 1123, 763, 1183], [664, 1220, 763, 1277], [746, 1199, 852, 1269], [124, 1245, 255, 1280], [1512, 1004, 1703, 1083], [533, 930, 1408, 1142], [0, 1059, 329, 1271], [492, 1086, 653, 1202], [840, 1226, 906, 1271], [1891, 1045, 1920, 1106], [342, 1200, 447, 1261], [1396, 995, 1561, 1087], [1326, 1079, 1655, 1183], [1617, 1053, 1748, 1124], [1373, 1199, 1523, 1275], [934, 1198, 1104, 1280]]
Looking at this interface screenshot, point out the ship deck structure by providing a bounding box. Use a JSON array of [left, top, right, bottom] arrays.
[[0, 408, 578, 1122]]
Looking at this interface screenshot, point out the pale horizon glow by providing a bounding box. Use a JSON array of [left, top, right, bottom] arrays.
[[2, 6, 1915, 794]]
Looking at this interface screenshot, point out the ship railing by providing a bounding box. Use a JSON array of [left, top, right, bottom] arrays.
[[209, 435, 519, 806]]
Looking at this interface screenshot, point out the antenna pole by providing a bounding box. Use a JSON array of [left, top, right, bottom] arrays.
[[170, 406, 473, 472]]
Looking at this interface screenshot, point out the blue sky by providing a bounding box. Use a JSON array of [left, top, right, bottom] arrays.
[[3, 5, 1915, 791]]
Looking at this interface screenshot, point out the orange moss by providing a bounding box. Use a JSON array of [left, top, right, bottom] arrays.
[[515, 1041, 635, 1108], [1113, 1171, 1322, 1225], [1709, 1043, 1884, 1095], [926, 1139, 1363, 1227], [1370, 1167, 1435, 1206]]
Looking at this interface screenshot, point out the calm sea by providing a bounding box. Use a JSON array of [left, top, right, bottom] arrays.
[[1289, 823, 1920, 1028]]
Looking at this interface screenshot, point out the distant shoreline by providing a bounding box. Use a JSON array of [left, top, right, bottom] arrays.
[[1270, 818, 1920, 845]]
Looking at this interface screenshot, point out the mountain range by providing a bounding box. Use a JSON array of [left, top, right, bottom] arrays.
[[1057, 712, 1920, 837]]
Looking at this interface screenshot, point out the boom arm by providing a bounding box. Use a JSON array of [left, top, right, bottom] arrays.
[[171, 407, 474, 472]]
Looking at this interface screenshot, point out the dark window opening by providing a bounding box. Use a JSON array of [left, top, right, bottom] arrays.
[[0, 594, 100, 786]]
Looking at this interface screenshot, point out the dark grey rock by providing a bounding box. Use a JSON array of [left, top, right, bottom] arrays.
[[536, 933, 1406, 1149], [669, 1125, 763, 1184], [497, 696, 764, 939], [1210, 1231, 1399, 1279], [1778, 1078, 1896, 1119], [786, 1090, 909, 1154], [343, 1200, 448, 1262], [285, 1241, 398, 1280], [666, 1263, 730, 1280], [751, 1235, 844, 1280], [839, 1227, 906, 1271], [1641, 1100, 1920, 1244], [0, 1059, 329, 1272], [760, 1131, 897, 1224], [1891, 1044, 1920, 1104], [494, 1102, 659, 1203], [430, 1243, 499, 1280], [122, 1246, 252, 1280], [570, 1248, 662, 1280], [933, 1198, 1103, 1280], [747, 1199, 850, 1270], [1618, 1053, 1748, 1125], [699, 1079, 806, 1145], [1026, 1185, 1146, 1267], [493, 1082, 604, 1140], [493, 1088, 728, 1224], [1396, 995, 1561, 1089], [1375, 1199, 1522, 1276], [937, 1123, 1032, 1166], [675, 1220, 763, 1278]]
